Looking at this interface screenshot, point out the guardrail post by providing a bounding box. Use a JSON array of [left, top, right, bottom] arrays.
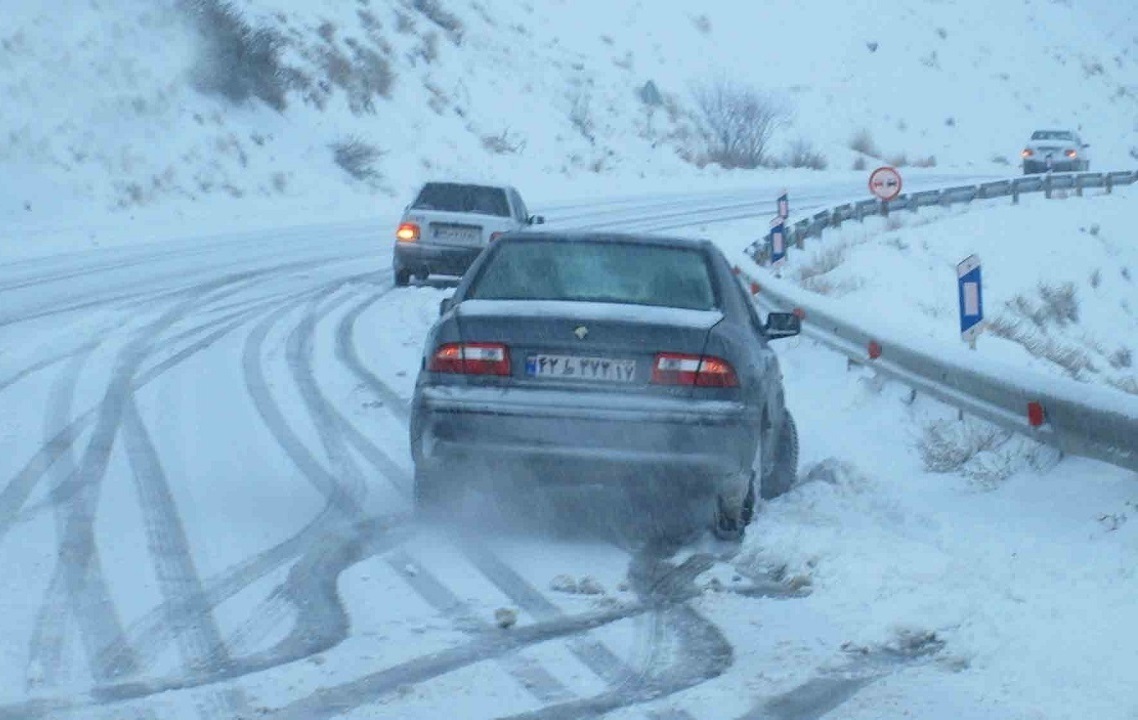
[[1044, 173, 1052, 199], [1106, 174, 1113, 195], [1012, 182, 1019, 205], [1075, 174, 1083, 197], [830, 209, 841, 229], [909, 194, 919, 213], [855, 203, 863, 223], [881, 200, 889, 218]]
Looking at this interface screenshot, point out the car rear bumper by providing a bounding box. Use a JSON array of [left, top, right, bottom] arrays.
[[394, 242, 483, 277], [1023, 159, 1081, 173], [411, 386, 757, 491]]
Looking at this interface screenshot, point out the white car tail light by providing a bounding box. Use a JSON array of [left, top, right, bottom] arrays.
[[651, 353, 739, 388], [429, 343, 511, 376], [397, 222, 420, 242]]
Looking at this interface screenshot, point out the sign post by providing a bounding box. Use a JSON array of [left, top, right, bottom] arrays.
[[956, 254, 984, 349], [769, 217, 787, 272]]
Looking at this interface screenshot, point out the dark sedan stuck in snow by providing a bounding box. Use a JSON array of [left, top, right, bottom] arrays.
[[409, 232, 800, 539]]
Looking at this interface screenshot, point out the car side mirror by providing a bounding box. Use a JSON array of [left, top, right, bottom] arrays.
[[528, 215, 546, 225], [764, 312, 801, 340], [439, 296, 454, 317]]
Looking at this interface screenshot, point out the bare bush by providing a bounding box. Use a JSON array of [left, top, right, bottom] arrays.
[[852, 156, 868, 171], [988, 318, 1095, 377], [332, 138, 384, 181], [1090, 268, 1102, 288], [568, 88, 596, 144], [691, 77, 790, 169], [919, 419, 1010, 473], [412, 0, 464, 43], [481, 129, 525, 155], [918, 418, 1054, 486], [1003, 283, 1080, 328], [849, 128, 880, 158], [784, 138, 828, 169], [1037, 282, 1080, 324], [913, 155, 937, 168], [796, 245, 848, 285], [691, 14, 712, 34], [181, 0, 289, 111], [991, 154, 1011, 166], [1110, 347, 1134, 369], [887, 152, 909, 167]]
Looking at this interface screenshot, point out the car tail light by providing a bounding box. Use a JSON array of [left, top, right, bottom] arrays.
[[396, 222, 420, 242], [651, 353, 739, 388], [1021, 149, 1034, 158], [1065, 149, 1077, 158], [429, 343, 511, 376]]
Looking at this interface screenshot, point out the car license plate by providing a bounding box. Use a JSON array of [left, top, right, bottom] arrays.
[[526, 355, 637, 383], [432, 225, 479, 244]]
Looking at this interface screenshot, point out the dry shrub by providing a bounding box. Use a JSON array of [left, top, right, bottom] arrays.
[[691, 76, 790, 169], [849, 128, 880, 158]]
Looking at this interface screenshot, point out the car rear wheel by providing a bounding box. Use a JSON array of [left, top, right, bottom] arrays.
[[712, 473, 755, 542], [395, 269, 412, 287], [760, 412, 799, 500]]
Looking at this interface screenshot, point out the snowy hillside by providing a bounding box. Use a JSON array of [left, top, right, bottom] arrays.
[[2, 0, 1137, 249]]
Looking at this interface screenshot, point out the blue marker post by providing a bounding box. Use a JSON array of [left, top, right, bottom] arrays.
[[769, 217, 787, 274], [956, 254, 984, 349]]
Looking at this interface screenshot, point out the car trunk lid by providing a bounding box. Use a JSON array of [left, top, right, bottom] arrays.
[[453, 299, 724, 396]]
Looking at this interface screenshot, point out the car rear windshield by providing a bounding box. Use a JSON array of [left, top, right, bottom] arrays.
[[412, 183, 510, 217], [1031, 130, 1074, 141], [468, 239, 718, 310]]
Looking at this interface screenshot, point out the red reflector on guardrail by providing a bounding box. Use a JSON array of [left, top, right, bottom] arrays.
[[792, 308, 806, 320], [749, 282, 761, 295], [867, 340, 882, 360], [732, 266, 741, 275], [1027, 401, 1045, 427]]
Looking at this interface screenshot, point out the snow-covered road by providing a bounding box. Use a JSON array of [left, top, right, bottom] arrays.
[[3, 173, 1134, 720]]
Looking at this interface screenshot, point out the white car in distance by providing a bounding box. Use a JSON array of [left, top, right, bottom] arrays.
[[1021, 129, 1090, 174], [393, 182, 545, 286]]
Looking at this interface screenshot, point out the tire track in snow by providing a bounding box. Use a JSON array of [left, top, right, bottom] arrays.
[[386, 548, 576, 705], [0, 261, 354, 545], [119, 397, 250, 720], [23, 270, 308, 691], [27, 287, 221, 687]]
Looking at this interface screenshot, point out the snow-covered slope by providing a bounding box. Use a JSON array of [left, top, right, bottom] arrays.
[[724, 186, 1138, 396], [2, 0, 1136, 249]]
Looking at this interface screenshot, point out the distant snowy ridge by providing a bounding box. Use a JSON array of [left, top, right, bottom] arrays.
[[2, 0, 1136, 236]]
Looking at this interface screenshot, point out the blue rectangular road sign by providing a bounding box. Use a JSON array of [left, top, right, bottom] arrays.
[[769, 217, 787, 268], [956, 254, 984, 343], [777, 191, 789, 220]]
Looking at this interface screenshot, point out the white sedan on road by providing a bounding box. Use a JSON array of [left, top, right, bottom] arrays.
[[1021, 129, 1090, 174], [393, 181, 545, 286]]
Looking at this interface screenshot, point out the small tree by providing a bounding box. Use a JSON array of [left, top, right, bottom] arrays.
[[692, 77, 789, 169]]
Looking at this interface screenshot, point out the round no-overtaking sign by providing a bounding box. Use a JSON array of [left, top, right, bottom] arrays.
[[868, 166, 903, 201]]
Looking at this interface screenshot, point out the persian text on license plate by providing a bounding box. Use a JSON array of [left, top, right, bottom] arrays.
[[526, 355, 636, 383], [433, 225, 479, 243]]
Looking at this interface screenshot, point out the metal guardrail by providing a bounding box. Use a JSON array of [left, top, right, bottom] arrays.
[[780, 169, 1138, 249], [737, 169, 1138, 474]]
